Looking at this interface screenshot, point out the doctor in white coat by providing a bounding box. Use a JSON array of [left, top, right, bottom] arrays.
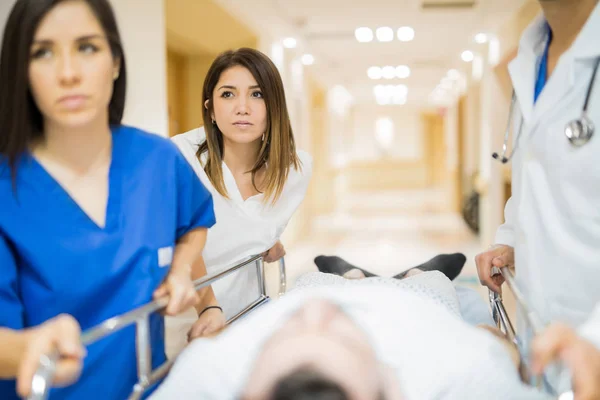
[[476, 0, 600, 345]]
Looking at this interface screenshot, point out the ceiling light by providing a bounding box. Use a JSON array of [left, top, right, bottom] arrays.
[[282, 37, 297, 48], [301, 54, 314, 65], [355, 27, 374, 43], [373, 84, 385, 96], [376, 27, 394, 42], [382, 66, 396, 79], [395, 65, 410, 79], [367, 66, 382, 79], [376, 96, 390, 105], [474, 33, 488, 44], [447, 69, 460, 79], [395, 84, 408, 96], [397, 26, 415, 42], [461, 50, 474, 62]]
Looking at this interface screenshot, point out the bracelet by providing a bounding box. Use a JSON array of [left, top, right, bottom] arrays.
[[198, 305, 223, 318]]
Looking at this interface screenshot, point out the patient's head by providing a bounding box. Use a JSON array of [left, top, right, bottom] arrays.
[[269, 367, 350, 400], [243, 299, 401, 399]]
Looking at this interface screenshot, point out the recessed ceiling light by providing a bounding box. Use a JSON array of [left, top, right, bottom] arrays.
[[355, 27, 374, 43], [474, 33, 488, 44], [367, 66, 383, 79], [395, 65, 411, 79], [395, 84, 408, 96], [282, 37, 297, 48], [382, 66, 396, 79], [376, 27, 394, 42], [397, 26, 415, 42], [301, 54, 314, 65], [461, 50, 474, 62]]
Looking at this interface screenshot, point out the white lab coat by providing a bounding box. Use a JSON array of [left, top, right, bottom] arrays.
[[495, 5, 600, 333]]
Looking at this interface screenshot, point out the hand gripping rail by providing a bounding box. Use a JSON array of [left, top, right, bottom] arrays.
[[27, 255, 287, 400], [488, 267, 574, 400]]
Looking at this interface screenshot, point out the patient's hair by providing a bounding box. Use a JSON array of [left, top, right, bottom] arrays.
[[268, 367, 349, 400]]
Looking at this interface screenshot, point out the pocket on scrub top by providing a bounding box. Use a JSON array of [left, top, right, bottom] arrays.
[[150, 244, 175, 282]]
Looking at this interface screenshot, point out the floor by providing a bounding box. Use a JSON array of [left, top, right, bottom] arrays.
[[270, 189, 486, 298]]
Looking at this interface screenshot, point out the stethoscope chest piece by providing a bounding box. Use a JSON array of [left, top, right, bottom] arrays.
[[565, 115, 594, 147]]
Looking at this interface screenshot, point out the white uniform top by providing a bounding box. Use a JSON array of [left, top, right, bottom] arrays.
[[150, 284, 549, 400], [495, 5, 600, 330], [172, 127, 312, 317]]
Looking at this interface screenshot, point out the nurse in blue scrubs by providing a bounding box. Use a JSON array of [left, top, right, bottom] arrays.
[[0, 0, 220, 399]]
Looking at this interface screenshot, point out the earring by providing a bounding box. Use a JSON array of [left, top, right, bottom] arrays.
[[113, 71, 120, 81], [212, 119, 216, 125], [262, 133, 265, 142]]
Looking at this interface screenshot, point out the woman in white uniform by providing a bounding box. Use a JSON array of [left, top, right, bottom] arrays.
[[171, 48, 312, 340]]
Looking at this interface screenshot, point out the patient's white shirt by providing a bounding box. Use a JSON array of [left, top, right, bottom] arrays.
[[151, 284, 550, 400], [172, 127, 312, 318]]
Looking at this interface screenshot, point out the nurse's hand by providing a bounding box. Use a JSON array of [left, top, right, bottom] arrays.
[[187, 307, 227, 341], [154, 266, 200, 315], [263, 241, 286, 263], [18, 314, 85, 398], [475, 244, 514, 293], [531, 324, 600, 400]]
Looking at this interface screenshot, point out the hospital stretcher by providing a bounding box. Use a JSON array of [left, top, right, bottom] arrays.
[[489, 267, 574, 400], [27, 260, 579, 400], [27, 254, 287, 400]]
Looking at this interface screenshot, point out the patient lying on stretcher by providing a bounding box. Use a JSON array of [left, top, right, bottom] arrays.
[[151, 262, 549, 400]]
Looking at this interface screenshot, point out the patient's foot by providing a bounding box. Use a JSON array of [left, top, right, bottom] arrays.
[[343, 268, 366, 280], [393, 253, 467, 281], [314, 256, 377, 278]]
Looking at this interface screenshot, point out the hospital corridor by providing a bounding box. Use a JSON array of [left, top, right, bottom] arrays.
[[1, 0, 600, 399]]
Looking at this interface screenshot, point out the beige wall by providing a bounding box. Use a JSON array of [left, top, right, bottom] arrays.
[[306, 77, 334, 216], [113, 0, 169, 135], [350, 105, 424, 161]]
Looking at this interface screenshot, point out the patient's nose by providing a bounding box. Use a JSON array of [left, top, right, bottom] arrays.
[[299, 299, 340, 329]]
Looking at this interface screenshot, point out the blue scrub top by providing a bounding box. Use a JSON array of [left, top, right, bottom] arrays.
[[0, 125, 216, 399]]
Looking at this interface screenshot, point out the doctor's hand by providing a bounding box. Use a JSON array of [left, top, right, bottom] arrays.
[[475, 244, 514, 293], [18, 314, 85, 398], [531, 324, 600, 400], [153, 265, 200, 316], [263, 241, 286, 263], [188, 306, 227, 341]]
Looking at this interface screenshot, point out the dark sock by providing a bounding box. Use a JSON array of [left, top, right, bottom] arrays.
[[393, 253, 467, 281], [313, 256, 379, 278]]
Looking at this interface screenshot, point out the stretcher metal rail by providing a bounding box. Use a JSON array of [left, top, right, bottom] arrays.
[[27, 254, 287, 400], [488, 266, 574, 400]]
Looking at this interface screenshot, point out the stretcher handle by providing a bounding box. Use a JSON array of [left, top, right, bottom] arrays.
[[488, 267, 574, 399], [28, 254, 287, 400]]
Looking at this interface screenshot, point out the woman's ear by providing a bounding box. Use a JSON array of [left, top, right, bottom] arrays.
[[113, 57, 121, 81], [205, 99, 216, 123]]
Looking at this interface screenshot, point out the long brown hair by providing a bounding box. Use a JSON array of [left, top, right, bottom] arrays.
[[198, 48, 300, 204]]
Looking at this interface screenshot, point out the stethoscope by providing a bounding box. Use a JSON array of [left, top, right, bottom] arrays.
[[493, 58, 600, 164]]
